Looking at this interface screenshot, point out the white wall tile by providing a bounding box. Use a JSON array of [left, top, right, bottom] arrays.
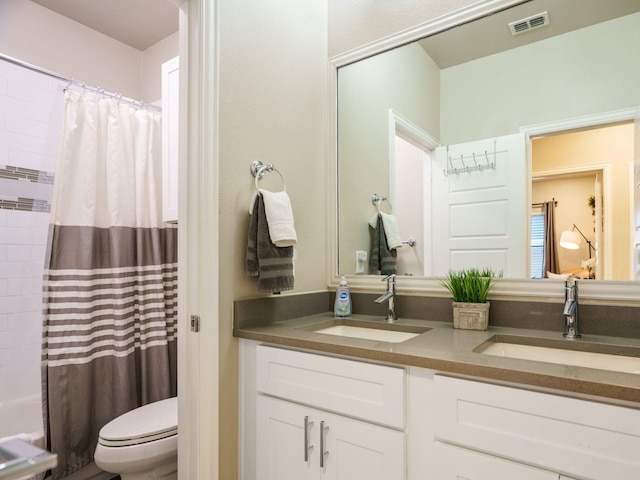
[[0, 61, 58, 404], [0, 145, 8, 164], [0, 76, 8, 96], [8, 278, 43, 296], [7, 244, 46, 262]]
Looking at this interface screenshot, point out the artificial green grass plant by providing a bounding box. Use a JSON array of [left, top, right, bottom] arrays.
[[440, 268, 498, 303]]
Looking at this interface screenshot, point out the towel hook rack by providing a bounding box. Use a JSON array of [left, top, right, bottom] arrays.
[[251, 160, 286, 191], [371, 193, 392, 212]]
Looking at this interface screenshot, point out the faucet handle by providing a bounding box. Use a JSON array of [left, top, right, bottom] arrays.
[[565, 274, 580, 286], [381, 273, 396, 283]]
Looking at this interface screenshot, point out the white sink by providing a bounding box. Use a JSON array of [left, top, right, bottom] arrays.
[[313, 324, 423, 343], [480, 341, 640, 374]]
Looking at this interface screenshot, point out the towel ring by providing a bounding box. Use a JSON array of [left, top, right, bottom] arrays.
[[251, 160, 286, 191]]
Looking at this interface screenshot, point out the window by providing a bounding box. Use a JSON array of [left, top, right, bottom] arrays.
[[530, 214, 545, 279]]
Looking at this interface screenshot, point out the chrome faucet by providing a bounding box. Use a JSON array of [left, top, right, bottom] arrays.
[[375, 274, 397, 323], [563, 275, 581, 339]]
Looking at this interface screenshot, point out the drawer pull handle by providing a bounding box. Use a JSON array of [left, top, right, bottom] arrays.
[[304, 416, 314, 462], [320, 421, 329, 468]]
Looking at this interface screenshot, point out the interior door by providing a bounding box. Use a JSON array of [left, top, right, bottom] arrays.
[[432, 134, 527, 277]]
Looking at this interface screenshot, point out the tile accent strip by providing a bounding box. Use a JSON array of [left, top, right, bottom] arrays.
[[0, 165, 54, 212]]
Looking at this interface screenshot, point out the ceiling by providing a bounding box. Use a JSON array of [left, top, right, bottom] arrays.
[[420, 0, 640, 68], [31, 0, 179, 51], [31, 0, 640, 61]]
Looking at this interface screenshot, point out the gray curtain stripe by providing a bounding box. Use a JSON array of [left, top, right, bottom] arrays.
[[47, 225, 177, 270]]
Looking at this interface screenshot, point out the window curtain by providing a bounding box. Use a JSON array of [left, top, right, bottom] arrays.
[[543, 200, 559, 276], [42, 91, 177, 479]]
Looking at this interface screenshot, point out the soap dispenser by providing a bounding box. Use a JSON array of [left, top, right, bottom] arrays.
[[334, 276, 352, 318]]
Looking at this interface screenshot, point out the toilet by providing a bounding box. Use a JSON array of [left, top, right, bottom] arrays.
[[94, 397, 178, 480]]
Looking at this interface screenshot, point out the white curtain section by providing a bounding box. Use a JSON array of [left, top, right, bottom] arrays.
[[42, 90, 177, 479], [51, 90, 163, 228]]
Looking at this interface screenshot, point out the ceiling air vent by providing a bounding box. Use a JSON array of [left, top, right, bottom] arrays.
[[508, 11, 549, 36]]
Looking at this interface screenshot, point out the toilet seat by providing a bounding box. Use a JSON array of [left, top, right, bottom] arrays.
[[98, 397, 177, 447]]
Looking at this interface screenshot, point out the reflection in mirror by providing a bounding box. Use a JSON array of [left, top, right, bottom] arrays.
[[337, 0, 640, 281]]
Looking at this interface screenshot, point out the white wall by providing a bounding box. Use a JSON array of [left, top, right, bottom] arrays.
[[337, 43, 439, 274], [217, 0, 328, 476], [441, 13, 640, 144]]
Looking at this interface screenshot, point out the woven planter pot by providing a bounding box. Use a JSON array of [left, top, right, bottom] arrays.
[[452, 301, 490, 330]]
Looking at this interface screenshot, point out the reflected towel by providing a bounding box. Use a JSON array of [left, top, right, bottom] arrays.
[[246, 193, 294, 293], [258, 189, 297, 247], [369, 211, 402, 249], [369, 214, 397, 275]]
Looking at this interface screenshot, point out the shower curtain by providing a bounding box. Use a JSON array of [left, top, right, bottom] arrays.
[[543, 200, 560, 276], [42, 91, 178, 479]]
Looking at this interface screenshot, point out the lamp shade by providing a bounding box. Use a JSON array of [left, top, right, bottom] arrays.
[[559, 230, 581, 250]]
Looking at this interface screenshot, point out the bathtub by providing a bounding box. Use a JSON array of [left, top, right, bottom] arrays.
[[0, 394, 44, 447], [0, 395, 115, 480], [0, 394, 45, 480]]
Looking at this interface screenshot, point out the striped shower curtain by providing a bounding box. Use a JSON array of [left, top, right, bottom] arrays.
[[42, 91, 178, 479]]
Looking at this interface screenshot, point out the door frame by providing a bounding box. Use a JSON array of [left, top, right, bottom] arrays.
[[388, 110, 439, 275], [521, 107, 638, 282], [532, 165, 609, 278]]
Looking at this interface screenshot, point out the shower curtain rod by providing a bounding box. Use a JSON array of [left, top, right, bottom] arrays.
[[0, 53, 161, 113]]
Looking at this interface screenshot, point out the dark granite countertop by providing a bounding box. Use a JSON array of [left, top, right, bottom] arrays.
[[234, 312, 640, 405]]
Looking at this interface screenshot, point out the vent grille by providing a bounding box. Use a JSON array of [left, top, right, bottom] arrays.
[[509, 11, 549, 35]]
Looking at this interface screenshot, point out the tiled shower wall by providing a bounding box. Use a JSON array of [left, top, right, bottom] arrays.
[[0, 60, 64, 403]]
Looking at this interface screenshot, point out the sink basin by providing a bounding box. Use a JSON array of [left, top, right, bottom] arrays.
[[303, 319, 431, 343], [475, 335, 640, 374]]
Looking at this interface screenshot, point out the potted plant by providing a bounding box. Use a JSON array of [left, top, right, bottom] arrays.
[[441, 268, 497, 330]]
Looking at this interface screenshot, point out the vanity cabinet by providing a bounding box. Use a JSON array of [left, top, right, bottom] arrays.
[[253, 344, 406, 480], [239, 340, 640, 480]]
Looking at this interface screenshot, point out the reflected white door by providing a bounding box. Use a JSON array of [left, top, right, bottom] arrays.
[[393, 135, 428, 276], [432, 134, 527, 277]]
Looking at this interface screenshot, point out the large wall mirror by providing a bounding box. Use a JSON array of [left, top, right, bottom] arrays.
[[332, 0, 640, 299]]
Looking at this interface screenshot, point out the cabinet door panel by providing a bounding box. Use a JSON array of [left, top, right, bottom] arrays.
[[257, 345, 406, 429], [322, 412, 405, 480], [257, 395, 318, 480], [434, 443, 558, 480], [434, 375, 640, 480]]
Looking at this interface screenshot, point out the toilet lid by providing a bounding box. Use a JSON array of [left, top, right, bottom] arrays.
[[99, 397, 178, 447]]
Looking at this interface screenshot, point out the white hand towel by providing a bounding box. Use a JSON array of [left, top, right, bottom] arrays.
[[369, 211, 402, 249], [259, 188, 297, 247]]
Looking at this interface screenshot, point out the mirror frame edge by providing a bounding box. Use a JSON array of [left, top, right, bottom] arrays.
[[327, 0, 640, 305]]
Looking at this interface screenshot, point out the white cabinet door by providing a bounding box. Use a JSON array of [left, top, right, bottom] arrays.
[[257, 395, 319, 480], [161, 56, 179, 223], [433, 443, 558, 480], [257, 394, 406, 480], [322, 411, 405, 480]]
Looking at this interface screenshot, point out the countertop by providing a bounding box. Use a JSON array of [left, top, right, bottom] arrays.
[[233, 313, 640, 405]]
